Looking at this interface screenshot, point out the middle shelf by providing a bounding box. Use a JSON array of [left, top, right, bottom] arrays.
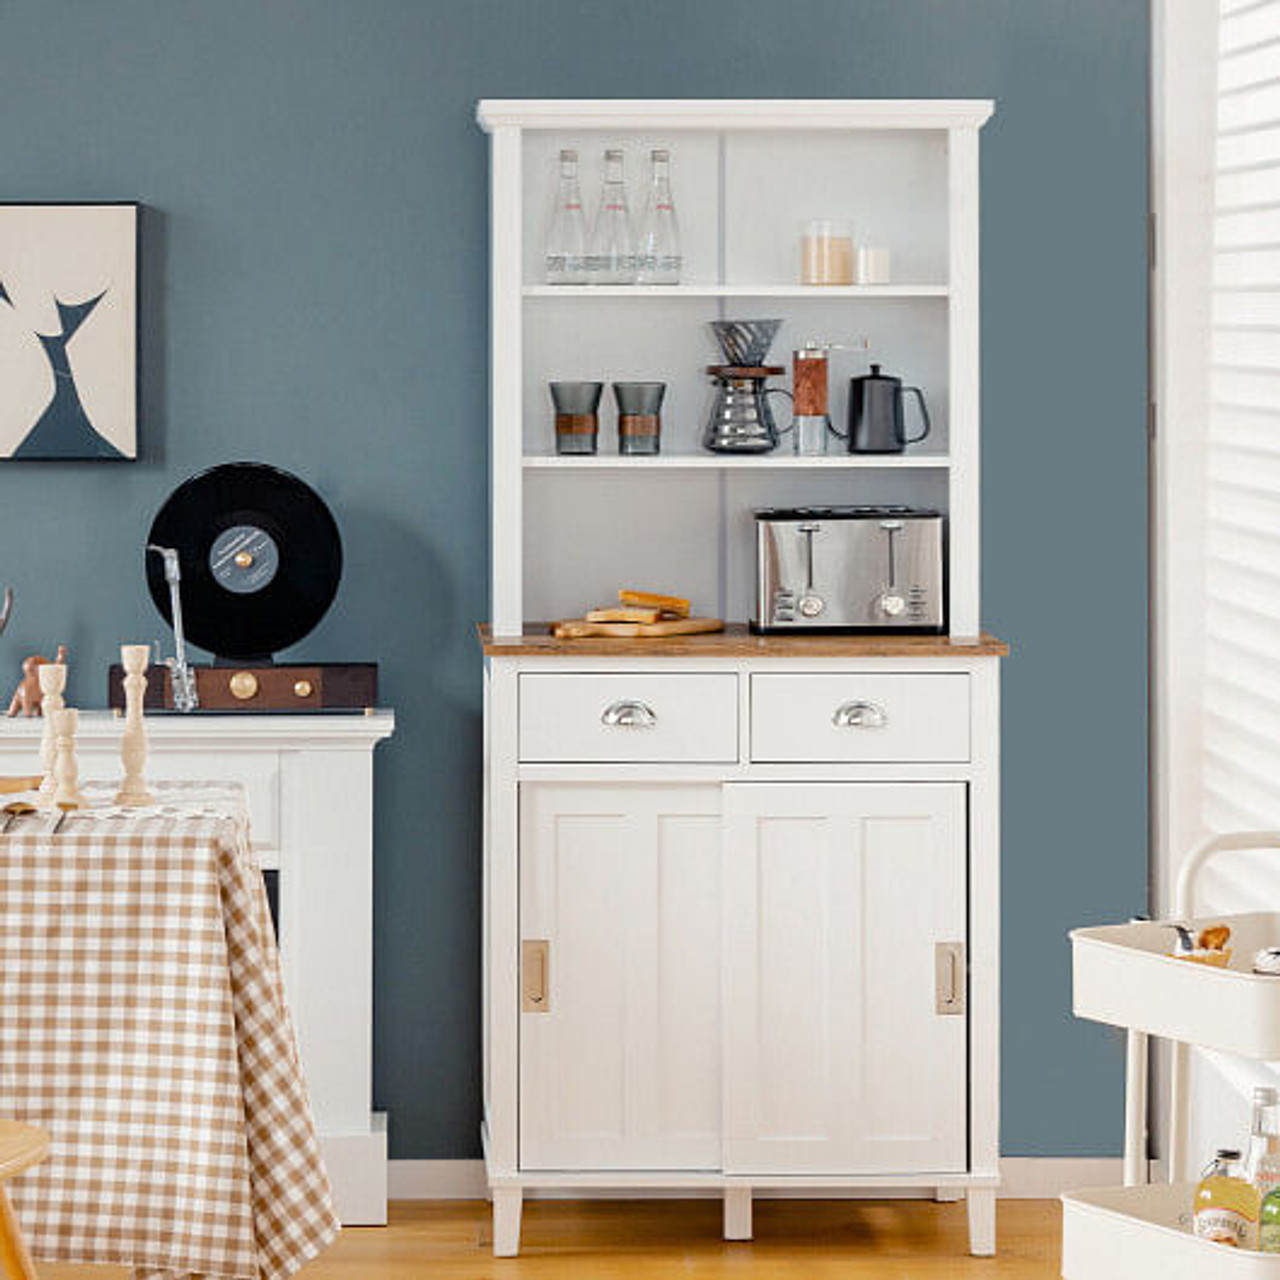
[[522, 453, 951, 470]]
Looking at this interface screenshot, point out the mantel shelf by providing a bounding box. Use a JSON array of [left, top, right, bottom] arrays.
[[523, 284, 950, 299], [522, 453, 951, 471]]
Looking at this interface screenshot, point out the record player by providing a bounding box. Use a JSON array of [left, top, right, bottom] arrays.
[[108, 462, 377, 713]]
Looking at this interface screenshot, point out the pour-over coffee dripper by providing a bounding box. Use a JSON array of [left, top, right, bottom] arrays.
[[703, 319, 788, 453]]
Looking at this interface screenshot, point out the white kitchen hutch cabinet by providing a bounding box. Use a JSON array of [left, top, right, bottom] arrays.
[[476, 99, 1005, 1260]]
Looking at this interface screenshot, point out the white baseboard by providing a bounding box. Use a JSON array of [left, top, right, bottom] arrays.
[[387, 1156, 1126, 1202]]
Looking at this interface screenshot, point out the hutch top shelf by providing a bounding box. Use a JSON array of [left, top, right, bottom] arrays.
[[477, 100, 995, 132]]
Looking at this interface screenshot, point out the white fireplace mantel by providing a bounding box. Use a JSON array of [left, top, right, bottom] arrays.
[[0, 708, 396, 1224]]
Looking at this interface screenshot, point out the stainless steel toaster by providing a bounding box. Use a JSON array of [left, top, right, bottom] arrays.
[[753, 505, 945, 632]]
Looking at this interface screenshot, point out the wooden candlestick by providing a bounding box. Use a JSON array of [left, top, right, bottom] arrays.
[[115, 645, 153, 806], [52, 708, 85, 811], [37, 663, 66, 805]]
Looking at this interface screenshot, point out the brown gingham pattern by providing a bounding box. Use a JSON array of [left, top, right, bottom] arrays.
[[0, 782, 339, 1279]]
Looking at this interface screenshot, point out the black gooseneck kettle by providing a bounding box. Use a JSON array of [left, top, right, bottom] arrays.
[[847, 364, 931, 454]]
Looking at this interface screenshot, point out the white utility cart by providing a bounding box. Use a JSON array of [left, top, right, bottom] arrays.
[[1065, 831, 1280, 1278]]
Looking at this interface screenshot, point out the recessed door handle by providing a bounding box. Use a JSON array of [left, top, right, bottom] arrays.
[[522, 940, 550, 1013], [601, 699, 657, 728], [832, 699, 887, 729], [936, 942, 966, 1015]]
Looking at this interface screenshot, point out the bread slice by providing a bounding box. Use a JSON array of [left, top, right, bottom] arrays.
[[618, 589, 691, 618], [586, 607, 662, 624]]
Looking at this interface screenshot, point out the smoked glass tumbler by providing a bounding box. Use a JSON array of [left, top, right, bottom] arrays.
[[613, 382, 666, 455], [550, 381, 604, 455]]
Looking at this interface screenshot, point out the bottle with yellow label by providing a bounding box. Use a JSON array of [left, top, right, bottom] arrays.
[[1195, 1149, 1261, 1249]]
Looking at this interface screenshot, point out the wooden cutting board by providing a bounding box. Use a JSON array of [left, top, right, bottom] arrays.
[[552, 616, 725, 640]]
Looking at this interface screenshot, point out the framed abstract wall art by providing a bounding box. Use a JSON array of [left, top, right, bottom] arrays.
[[0, 202, 138, 460]]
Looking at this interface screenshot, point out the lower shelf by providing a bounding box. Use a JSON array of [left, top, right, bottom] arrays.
[[1063, 1184, 1280, 1278]]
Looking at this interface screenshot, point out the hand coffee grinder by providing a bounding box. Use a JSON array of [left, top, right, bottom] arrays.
[[702, 319, 787, 453], [790, 337, 870, 455]]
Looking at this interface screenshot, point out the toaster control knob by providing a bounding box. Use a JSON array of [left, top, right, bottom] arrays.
[[799, 594, 825, 618], [878, 592, 907, 618]]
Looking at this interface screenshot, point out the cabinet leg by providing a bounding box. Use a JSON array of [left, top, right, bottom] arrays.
[[492, 1186, 523, 1258], [723, 1185, 753, 1241], [966, 1187, 996, 1257], [935, 1185, 964, 1203]]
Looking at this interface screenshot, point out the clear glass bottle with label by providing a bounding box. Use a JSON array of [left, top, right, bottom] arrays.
[[1247, 1088, 1280, 1191], [636, 149, 681, 285], [1195, 1149, 1261, 1249], [587, 149, 636, 285], [544, 149, 587, 285]]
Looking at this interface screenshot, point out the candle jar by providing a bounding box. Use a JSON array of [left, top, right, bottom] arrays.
[[801, 219, 854, 286], [549, 381, 604, 455], [613, 382, 665, 455]]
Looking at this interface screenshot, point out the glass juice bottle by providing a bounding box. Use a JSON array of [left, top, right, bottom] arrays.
[[1195, 1149, 1261, 1249], [587, 149, 636, 284], [636, 148, 681, 284], [544, 149, 587, 285], [1262, 1186, 1280, 1253]]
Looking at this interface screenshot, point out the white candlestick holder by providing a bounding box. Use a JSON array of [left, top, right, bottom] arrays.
[[37, 662, 66, 807], [52, 707, 85, 811], [115, 644, 154, 806]]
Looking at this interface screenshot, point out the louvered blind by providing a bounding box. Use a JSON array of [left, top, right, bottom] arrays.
[[1205, 0, 1280, 829]]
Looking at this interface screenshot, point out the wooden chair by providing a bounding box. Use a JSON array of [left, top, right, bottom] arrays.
[[0, 1122, 48, 1279]]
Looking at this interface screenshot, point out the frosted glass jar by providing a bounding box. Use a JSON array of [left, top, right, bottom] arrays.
[[801, 219, 854, 286]]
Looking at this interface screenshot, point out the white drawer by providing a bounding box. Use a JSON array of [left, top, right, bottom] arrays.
[[519, 674, 739, 763], [750, 673, 970, 763]]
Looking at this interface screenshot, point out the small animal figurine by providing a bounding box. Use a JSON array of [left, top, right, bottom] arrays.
[[6, 644, 68, 718]]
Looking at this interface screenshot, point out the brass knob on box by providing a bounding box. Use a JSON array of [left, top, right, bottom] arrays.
[[293, 680, 313, 699], [229, 671, 259, 701]]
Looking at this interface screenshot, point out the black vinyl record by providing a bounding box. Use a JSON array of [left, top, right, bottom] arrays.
[[146, 462, 342, 661]]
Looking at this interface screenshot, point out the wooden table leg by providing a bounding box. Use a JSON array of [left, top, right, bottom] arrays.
[[0, 1183, 38, 1279]]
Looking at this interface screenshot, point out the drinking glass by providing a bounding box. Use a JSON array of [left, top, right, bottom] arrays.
[[549, 381, 604, 455], [613, 382, 666, 455]]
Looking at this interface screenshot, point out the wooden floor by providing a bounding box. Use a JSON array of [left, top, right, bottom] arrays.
[[41, 1198, 1063, 1278]]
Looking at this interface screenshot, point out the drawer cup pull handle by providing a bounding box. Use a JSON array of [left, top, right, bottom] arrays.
[[832, 699, 887, 729], [601, 699, 657, 729]]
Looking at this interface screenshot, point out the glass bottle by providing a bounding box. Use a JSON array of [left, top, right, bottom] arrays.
[[1195, 1149, 1261, 1249], [544, 149, 587, 285], [587, 149, 636, 285], [1262, 1184, 1280, 1253], [636, 148, 681, 285], [1247, 1087, 1280, 1188]]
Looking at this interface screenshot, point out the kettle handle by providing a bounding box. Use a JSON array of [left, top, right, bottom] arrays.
[[765, 387, 795, 434], [900, 386, 931, 445]]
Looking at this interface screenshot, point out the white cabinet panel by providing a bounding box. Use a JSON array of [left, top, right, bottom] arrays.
[[723, 782, 967, 1175], [520, 783, 722, 1170]]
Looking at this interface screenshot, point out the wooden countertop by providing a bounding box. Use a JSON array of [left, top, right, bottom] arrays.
[[477, 623, 1009, 658]]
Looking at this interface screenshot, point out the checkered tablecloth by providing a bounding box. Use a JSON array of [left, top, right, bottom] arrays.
[[0, 780, 339, 1279]]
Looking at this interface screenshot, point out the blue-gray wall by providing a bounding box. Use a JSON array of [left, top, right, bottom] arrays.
[[0, 1, 1147, 1158]]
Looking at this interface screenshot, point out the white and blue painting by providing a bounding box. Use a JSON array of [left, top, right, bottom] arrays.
[[0, 204, 137, 460]]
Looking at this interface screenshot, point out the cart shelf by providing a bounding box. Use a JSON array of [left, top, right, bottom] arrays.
[[1072, 911, 1280, 1059], [1063, 1184, 1280, 1279]]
